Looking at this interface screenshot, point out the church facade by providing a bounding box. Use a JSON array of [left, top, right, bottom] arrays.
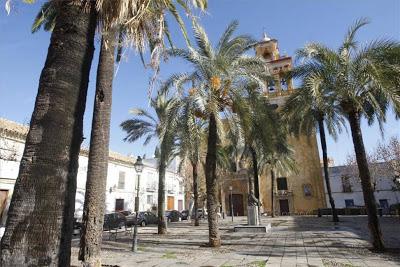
[[219, 35, 326, 216]]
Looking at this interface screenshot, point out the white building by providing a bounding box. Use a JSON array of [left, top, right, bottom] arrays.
[[325, 165, 400, 211], [0, 118, 185, 224]]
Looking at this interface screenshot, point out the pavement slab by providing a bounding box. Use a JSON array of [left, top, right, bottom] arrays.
[[71, 216, 400, 267]]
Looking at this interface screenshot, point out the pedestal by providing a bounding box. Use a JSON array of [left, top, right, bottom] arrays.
[[247, 205, 259, 225]]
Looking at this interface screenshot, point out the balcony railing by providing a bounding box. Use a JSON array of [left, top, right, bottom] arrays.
[[275, 190, 293, 196], [146, 186, 157, 192]]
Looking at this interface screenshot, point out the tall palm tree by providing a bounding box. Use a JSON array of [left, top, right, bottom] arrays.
[[282, 69, 345, 222], [298, 18, 400, 251], [121, 90, 180, 234], [262, 142, 296, 218], [1, 2, 97, 265], [166, 21, 268, 246], [30, 1, 207, 265], [177, 97, 205, 226]]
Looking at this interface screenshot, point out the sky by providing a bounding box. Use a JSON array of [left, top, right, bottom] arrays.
[[0, 0, 399, 166]]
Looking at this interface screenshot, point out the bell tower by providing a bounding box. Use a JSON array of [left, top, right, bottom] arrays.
[[255, 33, 293, 97]]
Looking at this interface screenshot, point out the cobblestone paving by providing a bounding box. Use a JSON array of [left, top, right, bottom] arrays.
[[71, 216, 400, 266]]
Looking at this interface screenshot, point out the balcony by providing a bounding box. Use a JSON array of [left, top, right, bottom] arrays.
[[275, 190, 293, 196], [146, 186, 157, 192], [167, 189, 176, 194]]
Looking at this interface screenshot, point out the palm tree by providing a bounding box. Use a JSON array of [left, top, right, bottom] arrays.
[[166, 21, 268, 246], [262, 142, 296, 217], [177, 98, 205, 226], [121, 90, 180, 234], [282, 68, 345, 222], [30, 1, 207, 264], [0, 2, 97, 265], [297, 18, 400, 251]]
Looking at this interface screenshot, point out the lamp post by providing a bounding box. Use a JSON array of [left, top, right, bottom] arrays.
[[229, 186, 234, 222], [132, 156, 144, 252]]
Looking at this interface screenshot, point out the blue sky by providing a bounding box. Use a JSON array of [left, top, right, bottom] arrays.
[[0, 0, 399, 166]]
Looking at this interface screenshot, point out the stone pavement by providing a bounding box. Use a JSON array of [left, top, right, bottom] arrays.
[[71, 216, 400, 266]]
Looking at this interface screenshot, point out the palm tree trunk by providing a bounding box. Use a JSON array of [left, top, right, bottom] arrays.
[[0, 2, 97, 266], [79, 32, 116, 266], [205, 113, 221, 247], [249, 146, 259, 200], [192, 161, 200, 226], [158, 146, 167, 234], [317, 117, 339, 222], [347, 111, 385, 251], [270, 168, 275, 218]]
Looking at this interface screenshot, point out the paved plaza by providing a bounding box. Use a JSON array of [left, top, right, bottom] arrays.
[[71, 216, 400, 266]]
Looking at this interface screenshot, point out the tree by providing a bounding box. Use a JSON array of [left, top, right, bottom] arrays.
[[32, 1, 207, 264], [232, 86, 285, 215], [177, 97, 205, 226], [376, 136, 400, 184], [121, 90, 180, 234], [298, 18, 400, 251], [166, 20, 267, 246], [3, 0, 208, 264], [0, 2, 97, 265], [282, 66, 345, 222], [78, 31, 117, 266]]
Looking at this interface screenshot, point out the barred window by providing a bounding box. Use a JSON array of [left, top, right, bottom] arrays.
[[118, 171, 126, 189]]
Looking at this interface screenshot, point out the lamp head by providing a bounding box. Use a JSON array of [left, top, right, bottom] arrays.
[[134, 156, 144, 173]]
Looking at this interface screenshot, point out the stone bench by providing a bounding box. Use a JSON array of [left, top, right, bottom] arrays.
[[233, 223, 271, 233]]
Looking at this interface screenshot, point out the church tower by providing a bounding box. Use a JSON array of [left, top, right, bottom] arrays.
[[255, 33, 294, 97], [254, 34, 327, 216]]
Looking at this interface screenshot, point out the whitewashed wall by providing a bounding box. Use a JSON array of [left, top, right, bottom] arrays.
[[0, 132, 185, 223], [325, 166, 400, 208]]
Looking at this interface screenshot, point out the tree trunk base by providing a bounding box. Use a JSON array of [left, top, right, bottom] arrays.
[[158, 221, 167, 235], [209, 238, 221, 247], [81, 259, 102, 267]]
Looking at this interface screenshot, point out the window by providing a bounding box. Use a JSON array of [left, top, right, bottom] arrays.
[[345, 199, 354, 208], [379, 199, 389, 209], [341, 175, 352, 193], [118, 171, 125, 189], [277, 177, 288, 190], [147, 195, 154, 205], [268, 80, 275, 92], [303, 184, 312, 197], [179, 182, 184, 195]]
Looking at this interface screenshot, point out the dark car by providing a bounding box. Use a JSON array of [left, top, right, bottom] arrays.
[[181, 210, 189, 220], [73, 217, 82, 236], [119, 210, 132, 216], [126, 211, 158, 227], [191, 209, 207, 219], [103, 212, 126, 230], [165, 210, 182, 222]]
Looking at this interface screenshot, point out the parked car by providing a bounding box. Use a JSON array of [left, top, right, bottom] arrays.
[[165, 210, 182, 222], [191, 209, 207, 219], [119, 210, 132, 216], [73, 217, 82, 235], [181, 209, 189, 220], [103, 212, 126, 230], [191, 209, 222, 219], [126, 211, 158, 227]]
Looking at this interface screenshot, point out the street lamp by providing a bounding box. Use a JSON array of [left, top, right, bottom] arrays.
[[229, 186, 234, 222], [132, 156, 144, 252]]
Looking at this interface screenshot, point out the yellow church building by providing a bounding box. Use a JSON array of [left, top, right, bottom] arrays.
[[219, 34, 326, 216]]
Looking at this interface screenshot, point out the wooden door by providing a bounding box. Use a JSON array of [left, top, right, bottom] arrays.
[[115, 198, 124, 211], [279, 199, 289, 215], [167, 196, 174, 210], [229, 194, 244, 216]]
